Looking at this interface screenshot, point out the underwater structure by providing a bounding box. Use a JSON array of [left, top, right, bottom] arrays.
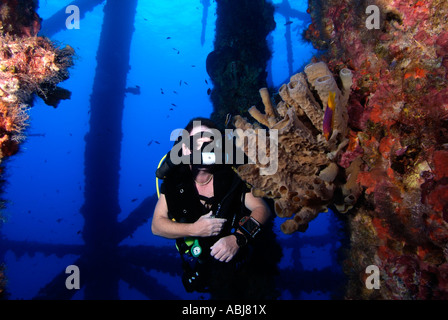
[[206, 0, 276, 127], [0, 0, 74, 297], [233, 0, 448, 299]]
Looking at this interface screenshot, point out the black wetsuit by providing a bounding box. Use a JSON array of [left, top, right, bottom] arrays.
[[161, 164, 250, 259], [160, 164, 280, 299]]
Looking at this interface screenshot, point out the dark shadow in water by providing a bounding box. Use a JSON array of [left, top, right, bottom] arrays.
[[0, 194, 183, 299], [275, 234, 347, 299]]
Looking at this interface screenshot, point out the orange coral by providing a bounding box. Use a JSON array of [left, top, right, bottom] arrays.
[[379, 136, 398, 160]]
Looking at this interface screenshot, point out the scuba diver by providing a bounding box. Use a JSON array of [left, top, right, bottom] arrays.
[[151, 117, 273, 298]]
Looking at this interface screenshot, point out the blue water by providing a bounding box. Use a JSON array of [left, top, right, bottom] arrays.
[[0, 0, 346, 300]]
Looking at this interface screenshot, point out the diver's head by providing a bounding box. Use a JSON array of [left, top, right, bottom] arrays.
[[182, 118, 222, 173]]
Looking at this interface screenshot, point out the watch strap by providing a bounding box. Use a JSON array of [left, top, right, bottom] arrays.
[[233, 232, 248, 247]]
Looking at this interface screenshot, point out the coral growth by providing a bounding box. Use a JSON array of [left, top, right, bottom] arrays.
[[0, 0, 41, 37], [0, 6, 74, 162], [303, 0, 448, 299], [233, 61, 361, 234]]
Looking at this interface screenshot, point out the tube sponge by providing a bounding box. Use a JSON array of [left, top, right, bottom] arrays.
[[339, 68, 353, 108], [304, 61, 333, 88], [234, 61, 358, 234], [314, 75, 340, 110], [340, 68, 353, 92], [279, 78, 324, 132]]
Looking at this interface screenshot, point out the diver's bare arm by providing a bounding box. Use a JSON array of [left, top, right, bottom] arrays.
[[151, 194, 226, 239], [244, 192, 271, 225]]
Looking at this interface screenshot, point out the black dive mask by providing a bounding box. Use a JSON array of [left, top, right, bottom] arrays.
[[189, 133, 222, 167]]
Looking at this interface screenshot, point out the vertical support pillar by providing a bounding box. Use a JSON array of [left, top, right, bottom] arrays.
[[81, 0, 138, 299]]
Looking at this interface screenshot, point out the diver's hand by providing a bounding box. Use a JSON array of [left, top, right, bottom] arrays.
[[191, 212, 226, 237], [210, 235, 239, 263]]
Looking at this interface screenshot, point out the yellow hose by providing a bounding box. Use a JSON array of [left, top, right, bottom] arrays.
[[156, 154, 167, 199]]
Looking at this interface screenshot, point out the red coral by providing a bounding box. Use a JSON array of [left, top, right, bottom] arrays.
[[347, 94, 369, 131], [306, 0, 448, 299], [433, 150, 448, 181], [379, 136, 399, 160], [357, 170, 380, 195], [436, 31, 448, 56], [427, 184, 448, 213]]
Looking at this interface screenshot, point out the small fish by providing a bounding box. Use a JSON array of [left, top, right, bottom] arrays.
[[154, 141, 160, 145], [205, 79, 208, 84], [184, 81, 189, 85], [323, 91, 336, 140], [284, 21, 293, 26], [131, 198, 138, 202], [170, 108, 173, 111], [147, 139, 153, 146], [56, 218, 63, 223], [173, 90, 178, 94], [171, 103, 177, 107], [207, 88, 211, 95], [125, 85, 141, 95], [225, 113, 232, 128], [191, 65, 196, 67], [161, 88, 164, 94], [179, 80, 182, 86], [28, 133, 46, 137], [166, 36, 171, 39]]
